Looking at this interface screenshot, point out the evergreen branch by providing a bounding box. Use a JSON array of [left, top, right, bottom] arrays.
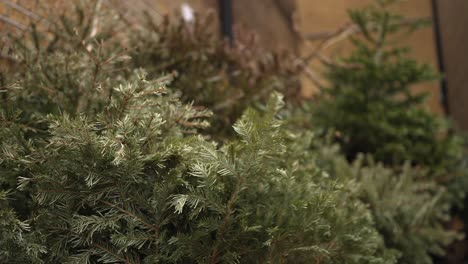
[[210, 174, 244, 264], [314, 240, 336, 264], [2, 119, 47, 133], [92, 243, 133, 264], [98, 199, 159, 238], [117, 94, 133, 121], [39, 189, 76, 193]]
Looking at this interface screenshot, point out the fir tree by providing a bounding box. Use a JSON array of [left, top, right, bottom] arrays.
[[310, 1, 468, 226], [313, 0, 463, 173]]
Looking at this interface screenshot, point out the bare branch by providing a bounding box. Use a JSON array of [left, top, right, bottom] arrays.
[[3, 1, 42, 21], [293, 57, 326, 88], [86, 0, 103, 52], [303, 16, 430, 41], [0, 14, 27, 31], [303, 23, 358, 65]]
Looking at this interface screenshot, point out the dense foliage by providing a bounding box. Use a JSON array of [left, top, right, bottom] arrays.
[[312, 0, 463, 172], [0, 1, 465, 263], [1, 84, 396, 263], [310, 142, 459, 264]]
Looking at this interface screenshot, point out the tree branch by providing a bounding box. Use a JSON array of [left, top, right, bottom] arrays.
[[98, 199, 159, 237], [0, 14, 27, 31], [210, 174, 244, 264]]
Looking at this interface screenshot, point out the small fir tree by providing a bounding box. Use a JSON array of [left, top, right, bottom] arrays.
[[313, 0, 463, 173]]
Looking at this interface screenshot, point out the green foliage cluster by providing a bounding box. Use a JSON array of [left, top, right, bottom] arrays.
[[309, 1, 468, 262], [0, 1, 465, 263], [313, 0, 464, 173], [1, 67, 394, 262], [309, 141, 459, 264], [0, 3, 389, 263]]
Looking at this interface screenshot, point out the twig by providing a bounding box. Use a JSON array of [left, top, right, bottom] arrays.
[[140, 0, 163, 17], [210, 174, 244, 264], [0, 54, 19, 65], [212, 91, 245, 111], [99, 199, 159, 236], [3, 1, 49, 25], [115, 0, 162, 25], [292, 23, 358, 87], [301, 63, 326, 88], [93, 243, 133, 264], [303, 23, 357, 64], [86, 0, 103, 52], [301, 16, 430, 65], [0, 14, 27, 31], [303, 17, 430, 41], [317, 53, 361, 69]]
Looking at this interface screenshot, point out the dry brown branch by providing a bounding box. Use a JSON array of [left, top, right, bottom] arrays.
[[303, 23, 358, 64], [0, 54, 19, 65], [0, 14, 27, 30], [3, 1, 44, 22], [303, 16, 430, 42], [292, 54, 326, 88], [112, 0, 162, 26], [293, 23, 355, 87], [317, 53, 361, 69], [140, 0, 163, 17], [302, 16, 430, 64]]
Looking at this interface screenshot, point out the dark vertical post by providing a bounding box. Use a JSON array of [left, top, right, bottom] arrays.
[[218, 0, 234, 44], [431, 0, 449, 115]]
